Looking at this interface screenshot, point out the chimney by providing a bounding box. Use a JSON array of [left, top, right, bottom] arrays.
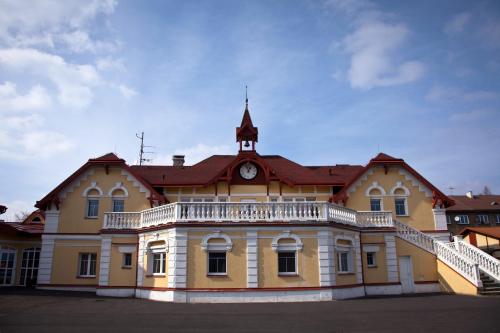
[[466, 191, 474, 199], [172, 155, 185, 167]]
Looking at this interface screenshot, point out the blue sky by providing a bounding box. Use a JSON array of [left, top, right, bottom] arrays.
[[1, 0, 499, 220]]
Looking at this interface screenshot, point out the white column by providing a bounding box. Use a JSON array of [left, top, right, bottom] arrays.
[[432, 208, 448, 230], [44, 208, 60, 233], [246, 231, 258, 288], [318, 230, 335, 286], [136, 234, 146, 287], [168, 228, 187, 289], [384, 235, 398, 282], [37, 236, 55, 285], [354, 234, 363, 284], [98, 236, 112, 286]]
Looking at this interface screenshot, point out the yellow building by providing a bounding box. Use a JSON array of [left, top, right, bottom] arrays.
[[30, 104, 499, 302]]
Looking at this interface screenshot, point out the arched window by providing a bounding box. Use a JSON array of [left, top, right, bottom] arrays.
[[272, 232, 303, 276], [83, 182, 103, 218], [390, 182, 410, 216], [109, 182, 128, 213], [366, 182, 385, 212], [202, 232, 232, 276], [335, 236, 355, 273]]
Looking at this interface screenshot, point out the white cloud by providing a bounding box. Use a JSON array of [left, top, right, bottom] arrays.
[[59, 30, 119, 53], [444, 12, 471, 35], [154, 144, 233, 166], [4, 114, 44, 130], [0, 0, 117, 52], [0, 82, 52, 111], [0, 48, 101, 109], [342, 21, 425, 89], [96, 56, 125, 71], [117, 85, 137, 99]]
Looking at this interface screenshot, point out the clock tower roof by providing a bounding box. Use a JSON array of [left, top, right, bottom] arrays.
[[236, 98, 258, 145]]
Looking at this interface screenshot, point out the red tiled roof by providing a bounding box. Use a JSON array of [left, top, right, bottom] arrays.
[[130, 155, 361, 186], [459, 226, 500, 240], [0, 222, 44, 235], [447, 195, 500, 212]]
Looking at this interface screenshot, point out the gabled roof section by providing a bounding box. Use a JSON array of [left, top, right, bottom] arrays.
[[0, 221, 44, 235], [36, 153, 165, 210], [332, 152, 454, 208], [131, 154, 361, 186]]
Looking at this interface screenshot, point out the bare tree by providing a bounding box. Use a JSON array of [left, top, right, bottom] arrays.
[[14, 211, 31, 222], [482, 186, 492, 195]]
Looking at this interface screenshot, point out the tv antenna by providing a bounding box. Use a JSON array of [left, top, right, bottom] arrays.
[[448, 186, 455, 195], [136, 132, 155, 165]]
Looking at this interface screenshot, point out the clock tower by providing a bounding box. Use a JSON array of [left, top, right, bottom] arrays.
[[236, 96, 258, 152]]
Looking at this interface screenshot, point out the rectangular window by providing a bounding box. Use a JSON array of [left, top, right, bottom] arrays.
[[278, 251, 296, 274], [496, 214, 500, 224], [208, 252, 226, 275], [370, 198, 381, 212], [122, 253, 132, 268], [338, 252, 350, 272], [78, 253, 97, 277], [86, 199, 99, 218], [457, 215, 469, 225], [366, 252, 376, 267], [112, 199, 124, 212], [477, 215, 489, 224], [152, 253, 165, 274], [394, 198, 407, 216]]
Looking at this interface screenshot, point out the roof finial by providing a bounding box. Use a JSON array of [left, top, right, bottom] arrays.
[[245, 85, 248, 109]]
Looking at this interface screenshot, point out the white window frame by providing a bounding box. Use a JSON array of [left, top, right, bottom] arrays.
[[112, 198, 125, 212], [277, 250, 297, 275], [151, 252, 165, 275], [0, 246, 17, 285], [394, 197, 409, 216], [370, 197, 383, 212], [85, 198, 99, 218], [366, 252, 377, 268], [337, 251, 352, 273], [147, 242, 167, 276], [477, 214, 489, 225], [335, 237, 355, 274], [447, 215, 452, 224], [207, 251, 227, 276], [122, 253, 132, 268], [78, 253, 97, 277], [456, 215, 470, 225]]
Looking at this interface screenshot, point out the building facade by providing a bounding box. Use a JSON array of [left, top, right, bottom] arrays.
[[446, 193, 500, 235], [31, 104, 494, 302]]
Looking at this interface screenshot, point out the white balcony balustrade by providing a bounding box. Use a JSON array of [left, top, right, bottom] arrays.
[[103, 202, 394, 230], [453, 237, 500, 282]]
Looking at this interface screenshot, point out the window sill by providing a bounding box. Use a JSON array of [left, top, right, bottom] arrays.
[[84, 217, 99, 220], [207, 273, 227, 277], [146, 274, 166, 277], [121, 266, 132, 269], [395, 214, 409, 217], [337, 272, 354, 275], [77, 275, 96, 279], [278, 273, 298, 277], [367, 266, 377, 268]]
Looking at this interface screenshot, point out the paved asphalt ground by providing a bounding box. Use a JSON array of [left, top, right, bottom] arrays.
[[0, 289, 499, 333]]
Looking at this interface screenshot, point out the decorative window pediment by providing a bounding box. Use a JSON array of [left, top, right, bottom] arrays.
[[201, 231, 233, 252], [390, 182, 410, 196], [82, 182, 103, 197], [365, 182, 386, 196], [271, 231, 303, 252]]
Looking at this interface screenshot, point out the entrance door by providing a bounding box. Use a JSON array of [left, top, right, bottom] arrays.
[[399, 256, 415, 293], [0, 247, 17, 285], [19, 247, 40, 286]]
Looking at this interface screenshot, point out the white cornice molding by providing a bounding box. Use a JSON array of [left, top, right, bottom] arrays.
[[60, 169, 95, 199], [397, 169, 432, 197], [108, 182, 129, 197]]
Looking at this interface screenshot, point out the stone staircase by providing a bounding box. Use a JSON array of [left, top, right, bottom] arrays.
[[479, 272, 500, 296]]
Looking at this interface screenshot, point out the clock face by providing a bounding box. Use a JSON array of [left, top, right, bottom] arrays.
[[239, 162, 258, 180]]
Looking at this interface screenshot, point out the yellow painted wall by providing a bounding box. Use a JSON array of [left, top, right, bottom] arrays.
[[186, 231, 246, 288], [258, 231, 319, 288], [475, 234, 499, 247], [108, 236, 138, 287], [345, 166, 436, 230], [58, 166, 151, 234], [51, 240, 101, 285], [141, 252, 168, 288], [361, 235, 388, 284], [437, 260, 478, 295], [396, 238, 438, 282]]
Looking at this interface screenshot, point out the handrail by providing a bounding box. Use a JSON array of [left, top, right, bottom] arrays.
[[394, 220, 435, 253], [453, 237, 500, 282], [102, 202, 395, 229], [435, 241, 482, 287]]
